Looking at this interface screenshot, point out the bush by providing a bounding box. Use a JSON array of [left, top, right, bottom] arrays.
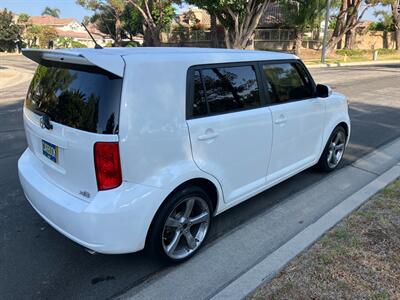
[[375, 48, 396, 55], [122, 41, 140, 47], [70, 40, 87, 48], [336, 49, 367, 56]]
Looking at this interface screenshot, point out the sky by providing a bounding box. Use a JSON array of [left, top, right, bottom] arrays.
[[0, 0, 390, 22]]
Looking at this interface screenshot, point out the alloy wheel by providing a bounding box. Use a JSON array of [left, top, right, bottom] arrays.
[[327, 130, 346, 168], [161, 196, 210, 260]]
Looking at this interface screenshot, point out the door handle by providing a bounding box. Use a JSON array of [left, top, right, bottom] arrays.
[[198, 131, 218, 141], [274, 115, 287, 125]]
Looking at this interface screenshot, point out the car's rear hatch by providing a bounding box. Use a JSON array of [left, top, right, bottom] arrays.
[[22, 49, 125, 201]]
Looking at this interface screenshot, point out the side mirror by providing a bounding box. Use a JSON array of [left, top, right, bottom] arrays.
[[316, 84, 332, 98]]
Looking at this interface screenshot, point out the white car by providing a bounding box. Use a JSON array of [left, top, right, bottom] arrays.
[[18, 48, 350, 263]]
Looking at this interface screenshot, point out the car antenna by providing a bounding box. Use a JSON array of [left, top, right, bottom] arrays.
[[81, 22, 103, 49]]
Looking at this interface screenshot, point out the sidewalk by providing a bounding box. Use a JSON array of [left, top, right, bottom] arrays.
[[306, 59, 400, 68]]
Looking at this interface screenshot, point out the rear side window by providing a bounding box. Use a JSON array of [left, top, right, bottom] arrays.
[[26, 61, 122, 134], [191, 65, 261, 117], [262, 63, 314, 104], [193, 71, 208, 117]]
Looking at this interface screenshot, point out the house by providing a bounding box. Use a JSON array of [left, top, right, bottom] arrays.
[[27, 16, 113, 48], [176, 4, 285, 30]]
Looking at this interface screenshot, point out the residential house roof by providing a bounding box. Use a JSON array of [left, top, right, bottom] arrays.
[[29, 16, 77, 26]]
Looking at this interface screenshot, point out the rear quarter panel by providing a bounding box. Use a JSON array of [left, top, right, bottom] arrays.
[[118, 55, 223, 198]]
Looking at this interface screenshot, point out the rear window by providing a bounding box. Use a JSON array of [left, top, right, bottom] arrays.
[[25, 61, 122, 134]]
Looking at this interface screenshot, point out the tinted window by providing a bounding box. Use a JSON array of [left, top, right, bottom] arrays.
[[193, 65, 260, 116], [26, 61, 122, 134], [193, 71, 208, 117], [262, 63, 313, 103]]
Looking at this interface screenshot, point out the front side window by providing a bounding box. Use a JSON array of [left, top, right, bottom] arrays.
[[262, 63, 314, 104], [191, 65, 261, 117]]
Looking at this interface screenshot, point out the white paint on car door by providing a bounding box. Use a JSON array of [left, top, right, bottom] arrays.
[[187, 108, 273, 203], [267, 99, 325, 182]]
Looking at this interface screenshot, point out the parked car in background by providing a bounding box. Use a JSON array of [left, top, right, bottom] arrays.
[[18, 48, 350, 263]]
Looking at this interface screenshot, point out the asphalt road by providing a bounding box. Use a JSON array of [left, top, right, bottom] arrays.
[[0, 55, 399, 299]]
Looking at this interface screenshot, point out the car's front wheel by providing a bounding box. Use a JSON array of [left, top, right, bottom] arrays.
[[147, 186, 212, 263], [317, 125, 347, 171]]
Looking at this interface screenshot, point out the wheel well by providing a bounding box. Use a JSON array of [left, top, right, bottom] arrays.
[[144, 178, 219, 248], [167, 178, 219, 214], [337, 122, 349, 138]]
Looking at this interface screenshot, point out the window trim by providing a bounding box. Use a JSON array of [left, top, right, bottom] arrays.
[[186, 61, 268, 120], [258, 59, 317, 106]]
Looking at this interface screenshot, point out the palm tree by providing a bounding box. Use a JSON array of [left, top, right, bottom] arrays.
[[41, 7, 61, 18], [57, 37, 73, 48]]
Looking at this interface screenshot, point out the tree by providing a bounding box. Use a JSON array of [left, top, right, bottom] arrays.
[[41, 6, 61, 18], [126, 0, 176, 46], [25, 24, 42, 47], [38, 26, 58, 48], [57, 37, 73, 48], [379, 0, 400, 51], [122, 4, 143, 41], [370, 10, 394, 48], [0, 9, 21, 52], [281, 0, 326, 55], [77, 0, 125, 46], [187, 0, 271, 49], [82, 16, 91, 26], [326, 0, 377, 54], [17, 13, 30, 39], [17, 13, 30, 25]]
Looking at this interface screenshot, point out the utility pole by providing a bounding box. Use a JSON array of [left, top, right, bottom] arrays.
[[321, 0, 331, 63]]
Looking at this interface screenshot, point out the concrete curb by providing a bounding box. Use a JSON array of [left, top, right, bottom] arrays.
[[306, 60, 400, 68], [211, 164, 400, 300]]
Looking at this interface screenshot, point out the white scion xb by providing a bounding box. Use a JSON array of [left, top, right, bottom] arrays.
[[18, 47, 350, 263]]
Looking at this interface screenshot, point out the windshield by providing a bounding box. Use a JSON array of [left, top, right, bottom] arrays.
[[25, 60, 122, 134]]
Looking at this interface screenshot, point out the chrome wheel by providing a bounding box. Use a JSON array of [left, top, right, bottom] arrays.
[[327, 130, 346, 168], [162, 196, 210, 260]]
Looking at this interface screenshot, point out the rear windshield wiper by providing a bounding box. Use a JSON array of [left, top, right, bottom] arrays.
[[35, 111, 53, 130]]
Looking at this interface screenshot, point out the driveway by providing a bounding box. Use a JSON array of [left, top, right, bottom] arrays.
[[0, 55, 399, 299]]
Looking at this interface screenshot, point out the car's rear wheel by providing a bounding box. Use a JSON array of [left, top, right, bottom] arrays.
[[147, 186, 212, 263], [317, 125, 347, 171]]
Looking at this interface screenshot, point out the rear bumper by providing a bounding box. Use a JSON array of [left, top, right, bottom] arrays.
[[18, 148, 169, 254]]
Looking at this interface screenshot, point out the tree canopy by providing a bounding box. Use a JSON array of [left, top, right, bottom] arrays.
[[41, 6, 61, 18], [188, 0, 271, 49], [0, 9, 21, 52]]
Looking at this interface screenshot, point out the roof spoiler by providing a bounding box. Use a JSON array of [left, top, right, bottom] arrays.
[[22, 49, 124, 77]]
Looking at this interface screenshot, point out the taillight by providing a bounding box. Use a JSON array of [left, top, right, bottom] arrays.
[[94, 142, 122, 191]]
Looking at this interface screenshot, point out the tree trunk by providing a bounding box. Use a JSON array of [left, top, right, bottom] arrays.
[[344, 28, 355, 49], [114, 17, 122, 46], [220, 0, 270, 49], [143, 25, 161, 46], [127, 0, 161, 47], [293, 30, 303, 56], [326, 0, 348, 55], [392, 1, 400, 51], [326, 0, 370, 55], [210, 14, 218, 48]]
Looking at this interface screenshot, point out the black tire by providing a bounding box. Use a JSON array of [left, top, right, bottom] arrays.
[[146, 185, 213, 264], [316, 125, 347, 172]]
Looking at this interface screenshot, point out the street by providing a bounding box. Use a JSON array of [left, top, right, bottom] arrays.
[[0, 55, 399, 299]]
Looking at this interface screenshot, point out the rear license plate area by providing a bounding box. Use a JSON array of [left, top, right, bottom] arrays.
[[42, 140, 58, 163]]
